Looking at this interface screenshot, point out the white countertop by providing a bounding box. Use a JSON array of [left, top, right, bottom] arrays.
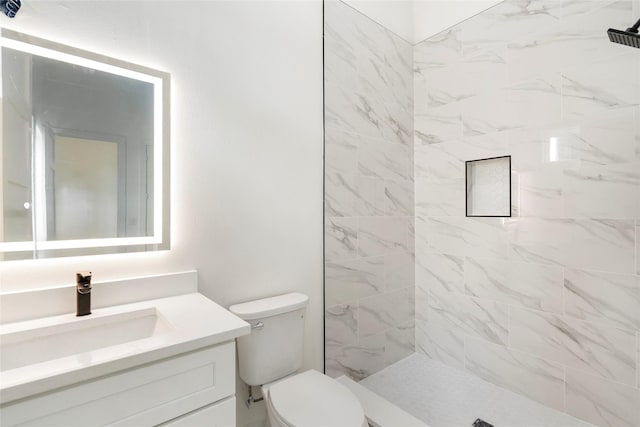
[[0, 293, 250, 404]]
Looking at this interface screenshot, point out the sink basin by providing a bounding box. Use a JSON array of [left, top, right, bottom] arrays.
[[0, 307, 173, 372], [0, 292, 250, 405]]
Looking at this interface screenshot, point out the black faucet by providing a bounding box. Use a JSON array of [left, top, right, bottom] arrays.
[[76, 271, 92, 316]]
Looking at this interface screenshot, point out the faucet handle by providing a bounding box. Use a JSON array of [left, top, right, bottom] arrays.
[[76, 271, 92, 293]]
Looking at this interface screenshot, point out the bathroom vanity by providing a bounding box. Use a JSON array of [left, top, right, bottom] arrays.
[[0, 272, 250, 426]]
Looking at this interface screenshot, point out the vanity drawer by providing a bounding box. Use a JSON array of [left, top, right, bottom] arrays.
[[159, 396, 235, 427], [1, 341, 235, 427]]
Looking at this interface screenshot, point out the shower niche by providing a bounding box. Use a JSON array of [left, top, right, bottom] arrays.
[[465, 156, 511, 217]]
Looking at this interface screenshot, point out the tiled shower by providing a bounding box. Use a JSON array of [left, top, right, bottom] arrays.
[[324, 0, 640, 426]]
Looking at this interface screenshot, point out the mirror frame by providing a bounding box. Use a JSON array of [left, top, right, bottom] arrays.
[[0, 29, 170, 258]]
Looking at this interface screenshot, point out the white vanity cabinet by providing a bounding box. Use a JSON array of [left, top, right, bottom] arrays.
[[1, 341, 237, 426], [0, 288, 250, 427]]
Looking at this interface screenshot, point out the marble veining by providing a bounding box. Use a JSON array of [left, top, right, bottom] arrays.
[[325, 257, 384, 307], [324, 0, 414, 381], [414, 1, 640, 426], [565, 368, 640, 427], [465, 257, 563, 313], [564, 269, 640, 331], [465, 337, 565, 411], [509, 307, 637, 385], [325, 217, 358, 262], [429, 291, 509, 345]]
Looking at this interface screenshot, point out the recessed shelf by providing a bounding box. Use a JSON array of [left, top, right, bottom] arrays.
[[465, 155, 511, 218]]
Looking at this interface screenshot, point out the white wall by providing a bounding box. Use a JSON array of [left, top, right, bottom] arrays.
[[0, 2, 324, 423], [343, 0, 502, 44], [413, 0, 501, 43], [341, 0, 414, 42]]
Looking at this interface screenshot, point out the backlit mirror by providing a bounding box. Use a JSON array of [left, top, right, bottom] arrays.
[[0, 29, 170, 260]]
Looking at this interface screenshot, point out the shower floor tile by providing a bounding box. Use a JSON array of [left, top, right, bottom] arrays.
[[359, 353, 594, 427]]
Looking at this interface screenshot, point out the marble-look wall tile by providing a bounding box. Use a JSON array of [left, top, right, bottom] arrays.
[[415, 178, 464, 216], [358, 217, 408, 258], [465, 257, 563, 313], [509, 307, 637, 386], [636, 331, 640, 392], [463, 217, 511, 260], [325, 333, 386, 381], [359, 287, 414, 338], [421, 216, 467, 257], [505, 75, 563, 129], [415, 253, 465, 294], [421, 216, 511, 260], [325, 217, 358, 262], [414, 103, 463, 145], [508, 107, 640, 170], [465, 337, 565, 411], [565, 219, 636, 274], [461, 0, 562, 55], [407, 216, 415, 254], [563, 162, 640, 219], [429, 291, 508, 345], [634, 107, 640, 160], [324, 82, 385, 139], [515, 169, 563, 217], [459, 91, 519, 137], [325, 128, 358, 175], [419, 63, 470, 109], [508, 218, 636, 273], [564, 269, 640, 331], [506, 1, 634, 81], [509, 308, 565, 363], [562, 317, 636, 387], [414, 27, 462, 71], [562, 51, 640, 122], [565, 368, 640, 427], [414, 143, 465, 180], [385, 320, 415, 365], [415, 133, 508, 180], [637, 221, 639, 275], [359, 138, 410, 182], [356, 176, 386, 216], [414, 215, 430, 256], [385, 179, 414, 216], [415, 321, 465, 369], [325, 257, 384, 307], [324, 1, 412, 146], [415, 278, 429, 323], [325, 303, 358, 346], [325, 173, 385, 217], [414, 28, 465, 110], [325, 0, 412, 381], [459, 46, 509, 98], [413, 0, 640, 424], [384, 252, 414, 291]]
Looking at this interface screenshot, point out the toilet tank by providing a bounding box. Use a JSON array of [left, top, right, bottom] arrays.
[[229, 293, 309, 386]]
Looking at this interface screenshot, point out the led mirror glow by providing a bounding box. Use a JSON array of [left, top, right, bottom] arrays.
[[0, 30, 170, 259]]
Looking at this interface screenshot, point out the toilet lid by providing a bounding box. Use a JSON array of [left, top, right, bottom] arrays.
[[268, 370, 365, 427]]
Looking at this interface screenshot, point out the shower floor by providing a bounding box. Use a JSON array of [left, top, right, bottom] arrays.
[[359, 353, 594, 427]]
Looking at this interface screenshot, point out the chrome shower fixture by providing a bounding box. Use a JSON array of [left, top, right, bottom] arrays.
[[608, 17, 640, 48], [1, 0, 21, 18]]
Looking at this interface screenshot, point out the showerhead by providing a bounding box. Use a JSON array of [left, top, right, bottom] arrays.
[[1, 0, 20, 18], [608, 18, 640, 49]]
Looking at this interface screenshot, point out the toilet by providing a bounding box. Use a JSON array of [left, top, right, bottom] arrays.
[[229, 293, 367, 427]]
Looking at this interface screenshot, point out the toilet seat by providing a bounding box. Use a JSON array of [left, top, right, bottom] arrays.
[[266, 370, 365, 427]]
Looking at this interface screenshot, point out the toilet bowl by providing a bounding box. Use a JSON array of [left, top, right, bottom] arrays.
[[229, 293, 367, 427], [262, 370, 367, 427]]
